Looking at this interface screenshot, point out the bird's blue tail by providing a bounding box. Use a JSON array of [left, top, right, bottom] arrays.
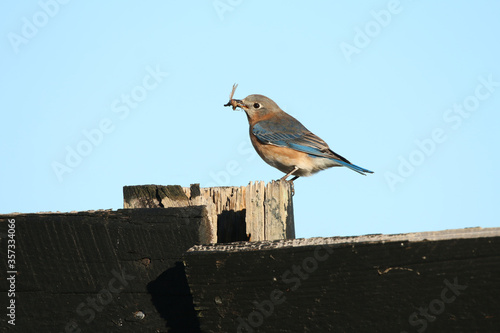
[[334, 159, 374, 176]]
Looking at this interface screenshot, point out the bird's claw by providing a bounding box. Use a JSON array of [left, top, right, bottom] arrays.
[[276, 177, 295, 196]]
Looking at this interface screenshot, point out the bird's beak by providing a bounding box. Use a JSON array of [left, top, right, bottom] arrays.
[[224, 99, 247, 111]]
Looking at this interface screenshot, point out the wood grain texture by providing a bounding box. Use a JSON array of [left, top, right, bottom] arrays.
[[123, 181, 295, 243], [0, 208, 211, 332], [184, 227, 500, 332]]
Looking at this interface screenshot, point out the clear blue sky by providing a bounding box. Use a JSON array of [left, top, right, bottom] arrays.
[[2, 1, 499, 238]]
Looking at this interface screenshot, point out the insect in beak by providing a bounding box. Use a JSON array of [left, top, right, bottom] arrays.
[[223, 83, 246, 110]]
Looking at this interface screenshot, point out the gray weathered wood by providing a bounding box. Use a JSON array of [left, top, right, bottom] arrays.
[[123, 181, 295, 243], [188, 227, 500, 252]]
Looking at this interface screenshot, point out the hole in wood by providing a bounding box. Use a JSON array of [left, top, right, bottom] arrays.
[[217, 209, 249, 243]]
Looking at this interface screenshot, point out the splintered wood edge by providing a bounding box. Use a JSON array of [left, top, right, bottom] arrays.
[[186, 227, 500, 253]]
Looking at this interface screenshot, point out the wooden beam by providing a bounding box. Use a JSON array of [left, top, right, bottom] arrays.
[[184, 227, 500, 332], [0, 208, 210, 332], [123, 181, 295, 243]]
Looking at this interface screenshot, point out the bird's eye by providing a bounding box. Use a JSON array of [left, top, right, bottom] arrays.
[[253, 103, 261, 109]]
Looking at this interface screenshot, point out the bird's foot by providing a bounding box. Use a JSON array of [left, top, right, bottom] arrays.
[[276, 176, 297, 196], [278, 167, 299, 196]]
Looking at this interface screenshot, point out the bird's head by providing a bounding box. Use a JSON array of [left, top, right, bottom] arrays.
[[234, 94, 282, 118], [224, 84, 282, 120]]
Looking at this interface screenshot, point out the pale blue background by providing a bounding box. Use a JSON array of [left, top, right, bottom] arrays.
[[1, 1, 499, 238]]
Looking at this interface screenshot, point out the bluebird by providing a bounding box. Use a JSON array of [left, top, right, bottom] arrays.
[[224, 84, 373, 181]]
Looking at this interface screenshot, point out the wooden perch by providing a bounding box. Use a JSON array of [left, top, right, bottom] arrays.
[[184, 227, 500, 332], [123, 181, 295, 243]]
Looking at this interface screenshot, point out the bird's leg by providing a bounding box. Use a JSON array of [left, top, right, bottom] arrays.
[[278, 166, 299, 196], [279, 166, 299, 182]]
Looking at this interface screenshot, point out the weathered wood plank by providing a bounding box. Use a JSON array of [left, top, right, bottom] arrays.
[[184, 227, 500, 332], [263, 181, 295, 240], [245, 181, 265, 241], [0, 208, 210, 332], [123, 181, 295, 243], [123, 184, 190, 208]]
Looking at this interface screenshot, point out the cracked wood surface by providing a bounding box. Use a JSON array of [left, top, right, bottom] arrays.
[[123, 181, 295, 243]]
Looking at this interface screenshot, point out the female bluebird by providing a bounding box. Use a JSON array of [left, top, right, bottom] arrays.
[[224, 84, 373, 181]]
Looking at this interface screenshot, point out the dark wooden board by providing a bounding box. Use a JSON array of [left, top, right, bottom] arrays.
[[0, 208, 210, 332], [184, 228, 500, 332]]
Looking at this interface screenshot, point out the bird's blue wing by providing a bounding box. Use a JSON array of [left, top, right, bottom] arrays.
[[252, 118, 342, 160], [252, 117, 374, 175]]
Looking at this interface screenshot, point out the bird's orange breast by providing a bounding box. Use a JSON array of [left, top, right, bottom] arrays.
[[250, 133, 328, 176]]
